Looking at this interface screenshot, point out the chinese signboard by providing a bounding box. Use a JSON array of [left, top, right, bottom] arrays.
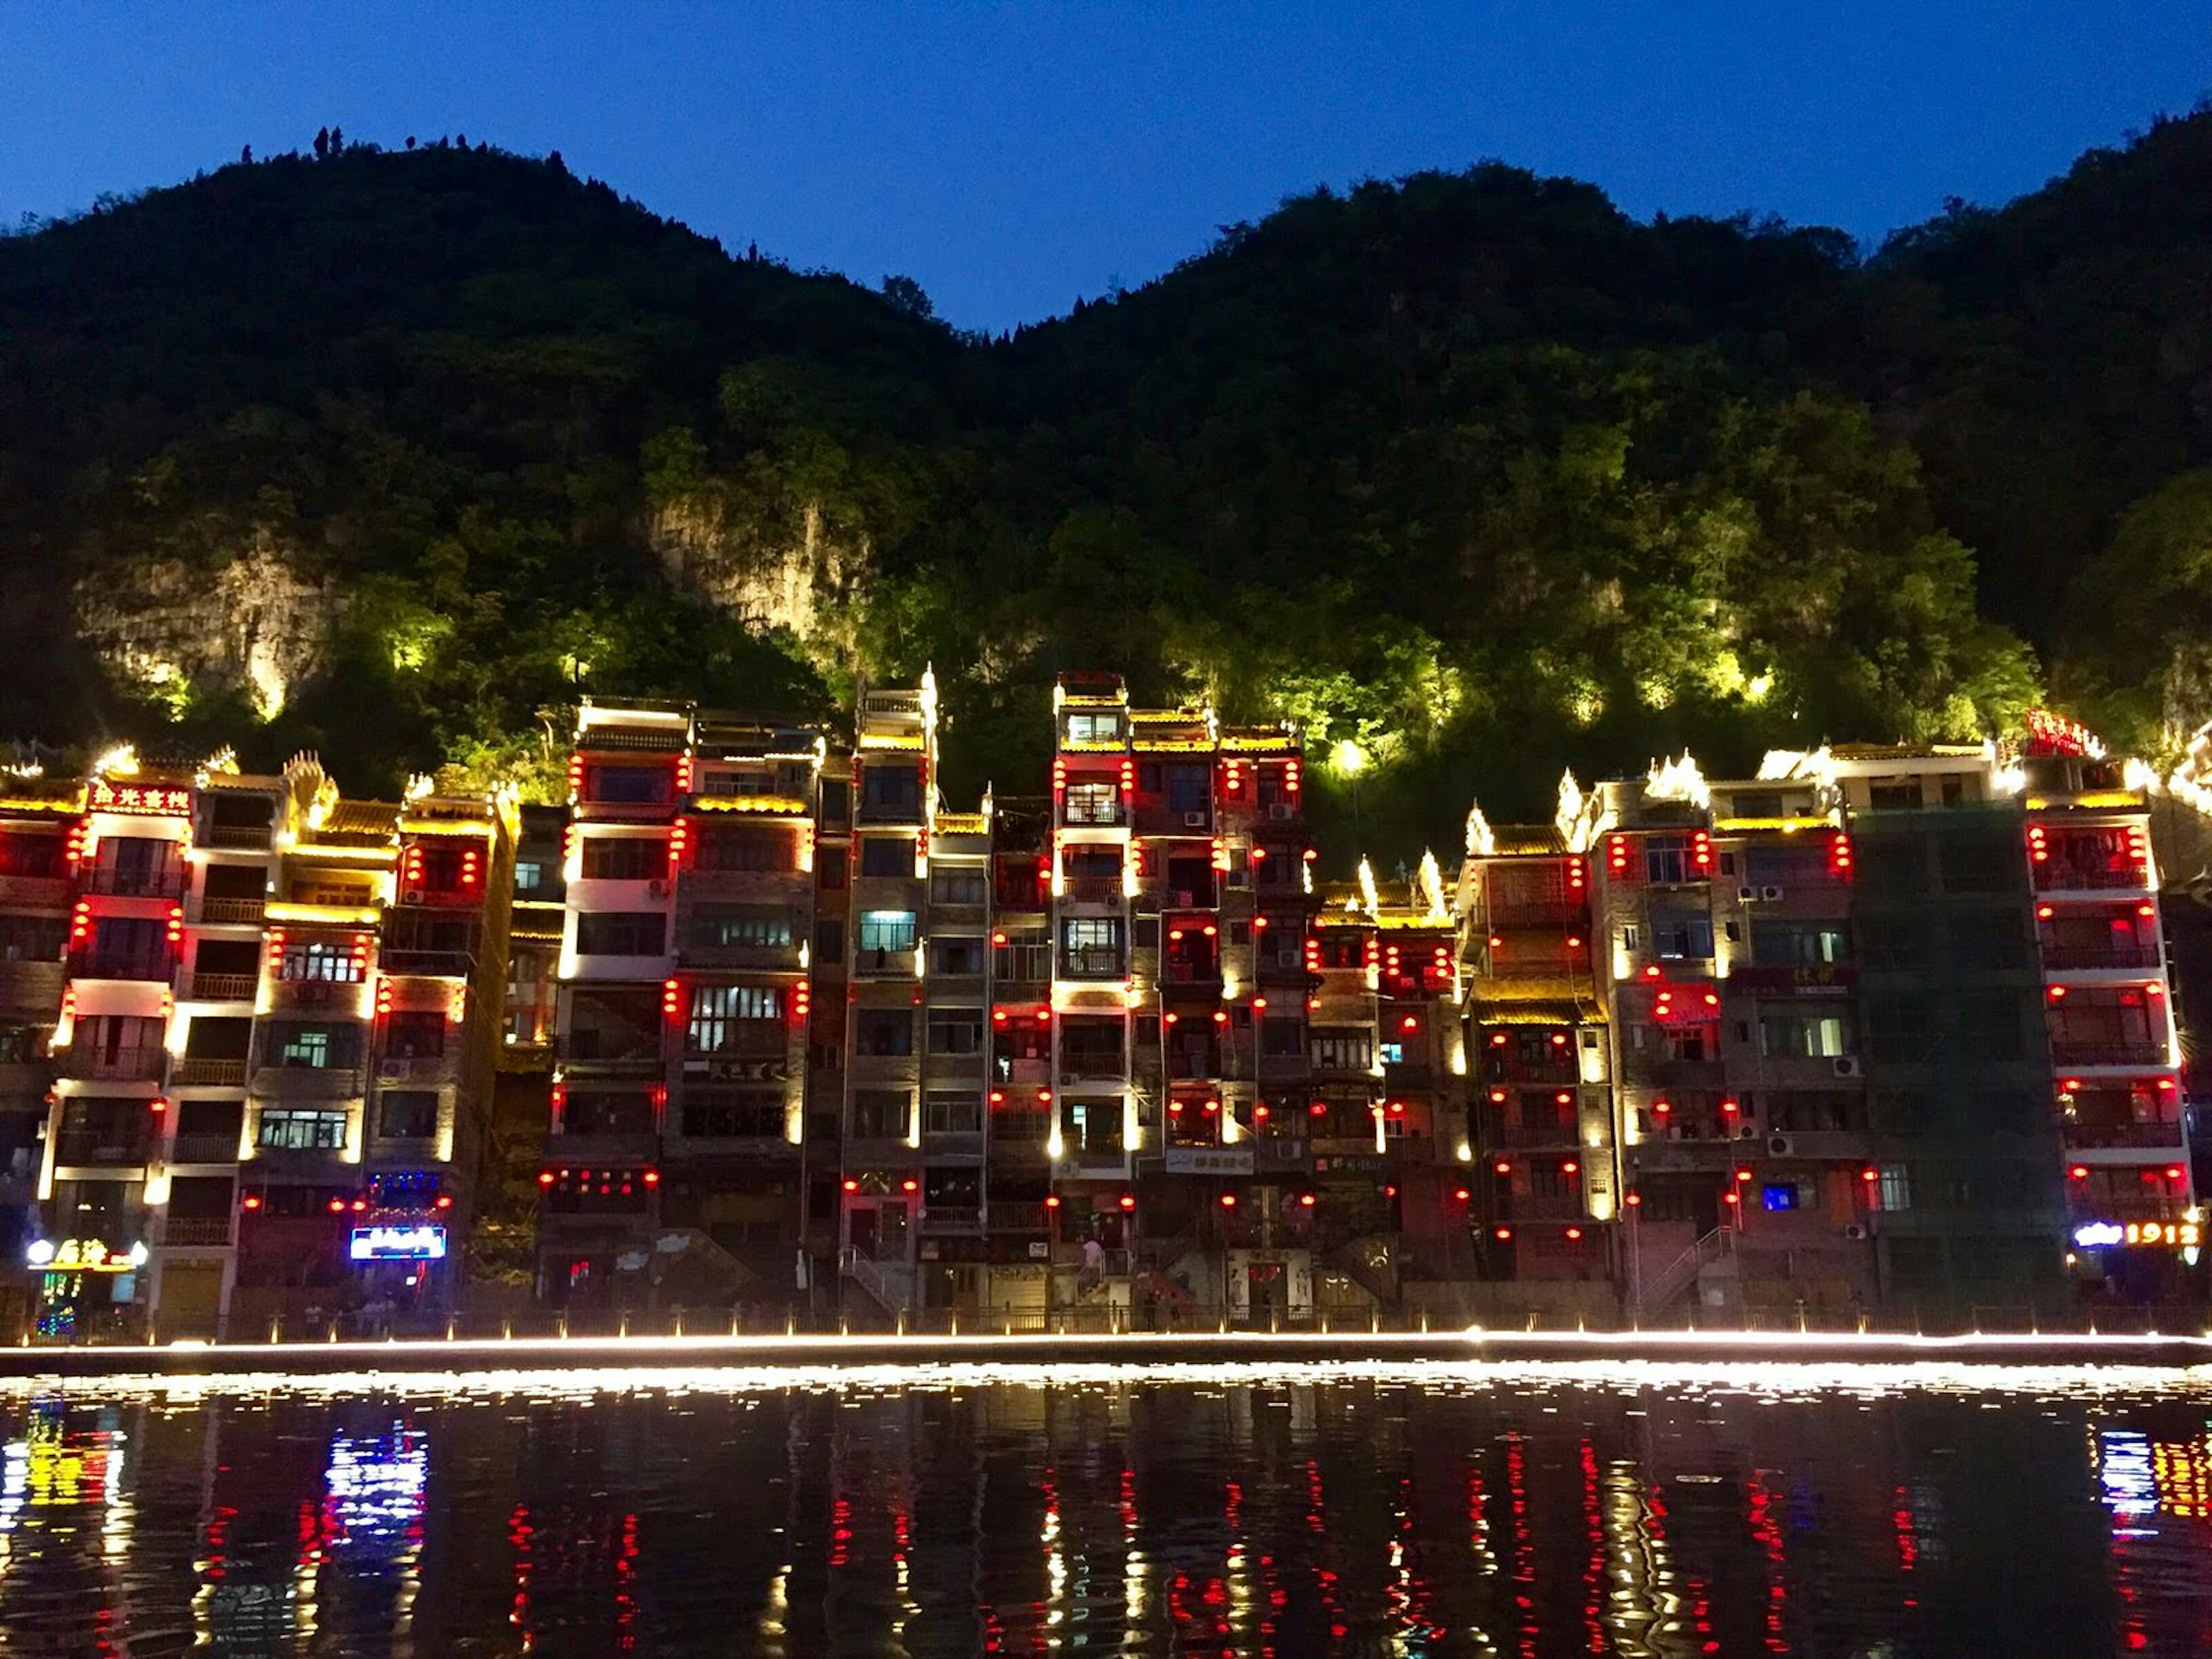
[[87, 779, 192, 816]]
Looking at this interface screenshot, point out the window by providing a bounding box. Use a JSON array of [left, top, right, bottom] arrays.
[[1750, 922, 1847, 967], [695, 825, 792, 873], [1059, 917, 1124, 978], [575, 911, 666, 957], [681, 1088, 786, 1138], [1869, 779, 1922, 811], [923, 1090, 982, 1135], [1065, 713, 1123, 745], [1378, 1040, 1404, 1065], [385, 1010, 446, 1060], [1165, 764, 1210, 817], [993, 937, 1051, 982], [281, 940, 364, 983], [582, 764, 672, 804], [562, 1088, 654, 1136], [857, 910, 918, 955], [1759, 1181, 1806, 1213], [930, 868, 987, 906], [687, 907, 794, 949], [855, 1010, 914, 1056], [1261, 1017, 1305, 1056], [850, 1088, 910, 1140], [1873, 1164, 1911, 1212], [1312, 1028, 1373, 1071], [1064, 782, 1121, 825], [1743, 843, 1834, 889], [1317, 933, 1364, 970], [1059, 1097, 1123, 1153], [1758, 1014, 1853, 1060], [0, 914, 65, 961], [376, 1091, 440, 1139], [513, 859, 546, 895], [582, 836, 665, 880], [257, 1107, 349, 1150], [859, 836, 917, 878], [927, 936, 984, 976], [1863, 994, 1931, 1063], [1650, 911, 1713, 960], [1061, 844, 1122, 882], [861, 766, 922, 817], [279, 1028, 330, 1069], [687, 984, 783, 1054], [927, 1009, 984, 1055], [817, 847, 848, 888], [1644, 837, 1702, 884]]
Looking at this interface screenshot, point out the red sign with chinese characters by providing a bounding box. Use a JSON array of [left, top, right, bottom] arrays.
[[87, 778, 191, 816], [1729, 964, 1857, 998]]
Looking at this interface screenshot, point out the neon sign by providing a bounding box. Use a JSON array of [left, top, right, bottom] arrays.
[[349, 1224, 448, 1262], [86, 778, 192, 816], [2072, 1219, 2199, 1249], [26, 1238, 147, 1272]]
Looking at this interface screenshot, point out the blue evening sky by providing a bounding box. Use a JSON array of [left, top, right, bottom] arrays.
[[2, 3, 2204, 331]]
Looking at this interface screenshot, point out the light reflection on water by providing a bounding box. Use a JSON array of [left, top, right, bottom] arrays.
[[0, 1361, 2202, 1655]]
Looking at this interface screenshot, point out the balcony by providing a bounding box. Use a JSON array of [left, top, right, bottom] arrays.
[[1485, 899, 1586, 929], [0, 959, 65, 1015], [379, 948, 475, 977], [2050, 1040, 2167, 1069], [249, 1065, 363, 1100], [550, 1130, 660, 1162], [82, 866, 186, 900], [2062, 1122, 2186, 1151], [160, 1217, 235, 1247], [1058, 1051, 1128, 1082], [1057, 952, 1126, 982], [61, 1043, 165, 1082], [73, 953, 171, 983], [853, 948, 919, 979], [54, 1129, 151, 1165], [675, 941, 801, 974], [396, 884, 480, 911], [987, 1202, 1052, 1233], [2035, 860, 2148, 893], [919, 1204, 982, 1234], [169, 1132, 244, 1163], [198, 823, 272, 851], [2040, 944, 2161, 971], [171, 1057, 248, 1088], [191, 895, 266, 926], [185, 971, 257, 1001], [0, 873, 68, 907]]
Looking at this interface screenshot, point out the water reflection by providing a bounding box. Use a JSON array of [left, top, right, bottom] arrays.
[[0, 1363, 2201, 1654]]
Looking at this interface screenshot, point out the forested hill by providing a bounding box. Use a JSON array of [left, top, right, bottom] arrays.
[[3, 116, 2210, 857]]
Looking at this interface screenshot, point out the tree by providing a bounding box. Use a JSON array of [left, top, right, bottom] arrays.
[[313, 126, 329, 159], [880, 274, 935, 321]]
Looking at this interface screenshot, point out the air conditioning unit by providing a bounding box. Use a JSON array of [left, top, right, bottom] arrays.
[[1268, 803, 1295, 821], [1843, 1222, 1869, 1241], [1767, 1133, 1794, 1157], [1183, 812, 1209, 828], [1736, 885, 1758, 903], [1831, 1057, 1862, 1078], [1760, 885, 1785, 901]]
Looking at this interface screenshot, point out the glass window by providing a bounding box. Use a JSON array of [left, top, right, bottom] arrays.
[[1312, 1028, 1374, 1070], [855, 1010, 914, 1056], [930, 869, 987, 906], [513, 859, 546, 895], [927, 1009, 984, 1055], [681, 1088, 786, 1138], [376, 1091, 439, 1139], [1758, 1014, 1853, 1059], [575, 911, 666, 956], [582, 836, 666, 880], [858, 910, 917, 953], [1065, 713, 1123, 745], [1064, 782, 1120, 825], [850, 1089, 910, 1139], [859, 836, 917, 878], [923, 1090, 982, 1135], [280, 940, 363, 983], [695, 826, 792, 873], [385, 1010, 446, 1059], [1058, 917, 1124, 978], [257, 1107, 349, 1150], [582, 764, 672, 804], [687, 984, 783, 1053]]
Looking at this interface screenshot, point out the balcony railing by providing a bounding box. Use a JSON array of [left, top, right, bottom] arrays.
[[161, 1217, 235, 1247], [2040, 944, 2161, 971], [987, 1202, 1051, 1233], [73, 953, 171, 983], [171, 1056, 248, 1087], [186, 971, 257, 1001], [62, 1043, 165, 1082], [378, 948, 475, 977], [82, 867, 186, 899], [2063, 1122, 2187, 1150], [169, 1132, 244, 1163], [192, 896, 266, 926], [54, 1130, 151, 1165], [1059, 1052, 1128, 1080], [198, 823, 272, 851], [1058, 952, 1126, 980], [0, 873, 68, 907], [2035, 862, 2149, 892], [2050, 1040, 2167, 1068], [1485, 899, 1586, 929]]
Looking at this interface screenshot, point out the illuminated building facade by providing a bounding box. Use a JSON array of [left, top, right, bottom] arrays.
[[1460, 731, 2199, 1323], [542, 700, 828, 1312], [0, 751, 514, 1340]]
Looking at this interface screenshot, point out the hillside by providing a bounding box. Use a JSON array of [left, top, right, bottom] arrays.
[[4, 120, 2210, 853]]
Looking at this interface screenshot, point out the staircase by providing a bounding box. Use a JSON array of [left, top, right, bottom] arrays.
[[840, 1247, 915, 1319], [1639, 1226, 1736, 1318], [1323, 1234, 1400, 1310]]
